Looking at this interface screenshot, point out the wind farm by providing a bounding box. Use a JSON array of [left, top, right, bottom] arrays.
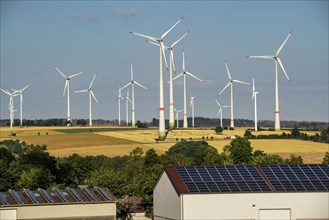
[[0, 4, 327, 159]]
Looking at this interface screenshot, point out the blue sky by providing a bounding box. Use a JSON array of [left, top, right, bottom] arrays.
[[1, 1, 328, 123]]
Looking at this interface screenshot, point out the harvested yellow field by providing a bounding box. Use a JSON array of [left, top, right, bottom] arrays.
[[0, 126, 327, 163]]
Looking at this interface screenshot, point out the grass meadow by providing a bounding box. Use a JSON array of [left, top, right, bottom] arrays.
[[0, 126, 327, 163]]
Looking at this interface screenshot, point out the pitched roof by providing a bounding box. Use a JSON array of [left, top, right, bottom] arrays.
[[0, 186, 116, 207], [163, 164, 329, 195]]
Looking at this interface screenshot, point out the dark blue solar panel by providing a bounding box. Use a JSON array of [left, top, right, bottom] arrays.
[[67, 187, 82, 201], [176, 165, 329, 194], [38, 188, 53, 203], [0, 192, 8, 204], [81, 187, 96, 201], [9, 189, 23, 204], [24, 189, 39, 203], [94, 186, 111, 200], [53, 188, 68, 202]]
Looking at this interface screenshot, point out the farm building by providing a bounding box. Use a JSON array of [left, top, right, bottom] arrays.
[[0, 186, 116, 220], [154, 164, 329, 220]]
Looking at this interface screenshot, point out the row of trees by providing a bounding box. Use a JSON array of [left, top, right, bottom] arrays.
[[1, 138, 328, 218], [1, 118, 328, 129], [243, 126, 329, 143]]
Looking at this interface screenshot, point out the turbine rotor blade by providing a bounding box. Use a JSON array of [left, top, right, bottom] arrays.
[[63, 80, 68, 97], [160, 41, 169, 72], [90, 91, 99, 103], [215, 99, 220, 107], [74, 89, 88, 93], [277, 58, 290, 81], [21, 85, 29, 92], [129, 32, 159, 42], [275, 31, 293, 57], [170, 30, 190, 48], [219, 81, 231, 96], [89, 74, 97, 89], [53, 65, 68, 79], [186, 71, 203, 82], [233, 79, 250, 85], [172, 72, 184, 81], [121, 82, 131, 91], [182, 50, 186, 72], [170, 50, 176, 74], [246, 55, 274, 59], [69, 71, 84, 79], [134, 81, 147, 90], [224, 61, 232, 80], [161, 16, 184, 39]]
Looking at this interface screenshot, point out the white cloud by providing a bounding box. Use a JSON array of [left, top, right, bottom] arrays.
[[117, 8, 138, 17]]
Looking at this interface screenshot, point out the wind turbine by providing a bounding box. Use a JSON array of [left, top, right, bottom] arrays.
[[53, 65, 84, 126], [129, 16, 184, 140], [215, 99, 230, 127], [10, 85, 29, 127], [174, 107, 183, 128], [146, 30, 190, 129], [124, 89, 132, 126], [246, 31, 292, 130], [190, 95, 196, 127], [121, 64, 147, 128], [218, 61, 250, 128], [115, 87, 125, 126], [173, 49, 204, 128], [74, 74, 98, 127], [252, 78, 259, 131], [1, 88, 19, 133]]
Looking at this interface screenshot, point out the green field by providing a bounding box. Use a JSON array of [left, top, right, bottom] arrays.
[[0, 126, 327, 163]]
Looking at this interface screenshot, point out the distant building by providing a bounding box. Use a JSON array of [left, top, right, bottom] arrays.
[[0, 186, 116, 220], [154, 164, 329, 220]]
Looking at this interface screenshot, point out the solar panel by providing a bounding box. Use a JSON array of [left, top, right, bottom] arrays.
[[260, 164, 329, 192], [81, 187, 96, 201], [53, 188, 68, 202], [67, 187, 82, 202], [38, 188, 54, 203], [24, 189, 39, 203], [0, 192, 8, 204], [94, 186, 111, 200], [9, 189, 23, 204], [176, 166, 272, 193]]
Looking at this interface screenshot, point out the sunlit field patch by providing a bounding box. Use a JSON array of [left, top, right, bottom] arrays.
[[0, 126, 327, 163]]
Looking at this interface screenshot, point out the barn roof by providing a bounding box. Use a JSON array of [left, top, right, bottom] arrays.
[[0, 186, 117, 207], [163, 164, 329, 195]]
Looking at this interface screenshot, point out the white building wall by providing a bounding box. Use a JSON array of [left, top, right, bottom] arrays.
[[16, 203, 116, 219], [0, 209, 17, 220], [154, 172, 181, 220], [182, 192, 329, 220]]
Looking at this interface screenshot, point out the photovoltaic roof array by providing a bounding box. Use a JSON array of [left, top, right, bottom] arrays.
[[174, 164, 329, 193]]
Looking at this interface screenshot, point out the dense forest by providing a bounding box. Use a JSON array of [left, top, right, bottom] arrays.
[[1, 117, 328, 129], [1, 135, 329, 218]]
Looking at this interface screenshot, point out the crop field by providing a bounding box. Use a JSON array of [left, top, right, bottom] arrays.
[[0, 126, 327, 163]]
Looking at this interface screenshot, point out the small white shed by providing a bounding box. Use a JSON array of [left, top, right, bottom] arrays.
[[154, 164, 329, 220]]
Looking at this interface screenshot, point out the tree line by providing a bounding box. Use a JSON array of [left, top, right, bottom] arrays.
[[1, 117, 328, 129], [1, 138, 328, 218]]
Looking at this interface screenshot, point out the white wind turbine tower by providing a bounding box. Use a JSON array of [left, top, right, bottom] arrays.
[[218, 61, 250, 128], [173, 49, 204, 128], [129, 16, 184, 140], [1, 89, 19, 133], [252, 78, 259, 131], [246, 31, 292, 131], [74, 74, 98, 127], [124, 89, 132, 126], [10, 85, 29, 127], [115, 87, 125, 126], [174, 107, 183, 128], [146, 30, 190, 129], [53, 65, 84, 126], [215, 99, 230, 127], [121, 64, 147, 128], [190, 95, 196, 128]]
